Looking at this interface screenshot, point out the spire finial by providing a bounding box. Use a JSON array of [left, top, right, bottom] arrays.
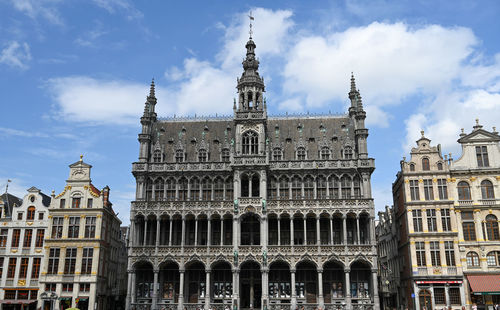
[[248, 11, 254, 39], [149, 78, 155, 98], [420, 130, 425, 138], [350, 72, 357, 93], [80, 154, 83, 162]]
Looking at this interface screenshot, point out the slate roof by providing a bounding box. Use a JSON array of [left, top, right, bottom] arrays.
[[0, 193, 22, 218]]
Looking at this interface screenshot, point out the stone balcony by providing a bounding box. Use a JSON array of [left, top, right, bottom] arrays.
[[415, 266, 462, 276]]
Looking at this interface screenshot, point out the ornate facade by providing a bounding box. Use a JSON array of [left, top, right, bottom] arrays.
[[127, 35, 378, 310]]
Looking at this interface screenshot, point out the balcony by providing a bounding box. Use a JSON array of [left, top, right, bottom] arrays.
[[132, 162, 231, 173], [458, 200, 473, 206], [479, 199, 499, 206], [415, 266, 462, 276]]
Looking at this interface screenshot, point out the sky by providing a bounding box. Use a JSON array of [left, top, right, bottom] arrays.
[[1, 0, 500, 224]]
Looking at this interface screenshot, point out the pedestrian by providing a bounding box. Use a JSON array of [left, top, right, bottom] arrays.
[[472, 304, 477, 310]]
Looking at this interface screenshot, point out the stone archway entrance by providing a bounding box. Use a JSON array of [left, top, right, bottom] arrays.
[[240, 261, 262, 309]]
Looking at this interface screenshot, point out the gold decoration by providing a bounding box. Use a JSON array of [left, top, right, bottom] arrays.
[[432, 178, 437, 183], [404, 179, 410, 184], [18, 280, 26, 286], [470, 177, 477, 182], [27, 222, 33, 226], [11, 249, 17, 253], [418, 179, 424, 183], [496, 176, 500, 181], [55, 185, 72, 198]]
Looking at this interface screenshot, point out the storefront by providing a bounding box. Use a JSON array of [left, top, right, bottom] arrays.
[[467, 274, 500, 310], [415, 280, 464, 310]]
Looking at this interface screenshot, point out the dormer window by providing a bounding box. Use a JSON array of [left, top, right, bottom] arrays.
[[409, 163, 416, 171], [153, 150, 162, 163], [175, 150, 184, 163], [320, 146, 331, 160], [242, 131, 258, 155], [296, 147, 306, 160], [437, 162, 443, 170], [198, 149, 208, 162], [476, 146, 489, 167], [343, 147, 353, 159], [422, 158, 430, 171], [272, 147, 282, 161], [221, 148, 230, 162]]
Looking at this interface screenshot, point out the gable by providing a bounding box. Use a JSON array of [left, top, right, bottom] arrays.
[[458, 129, 500, 143]]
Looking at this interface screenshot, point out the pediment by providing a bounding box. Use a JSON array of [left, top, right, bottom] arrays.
[[458, 129, 500, 143]]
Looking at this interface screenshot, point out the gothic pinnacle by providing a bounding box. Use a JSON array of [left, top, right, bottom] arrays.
[[149, 78, 155, 98], [350, 72, 357, 93]]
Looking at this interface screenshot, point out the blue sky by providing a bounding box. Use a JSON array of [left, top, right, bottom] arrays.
[[1, 0, 500, 224]]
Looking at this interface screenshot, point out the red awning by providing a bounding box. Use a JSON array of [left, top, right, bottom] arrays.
[[468, 274, 500, 293], [0, 300, 36, 304]]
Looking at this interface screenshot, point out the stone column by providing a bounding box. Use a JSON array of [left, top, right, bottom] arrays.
[[370, 216, 376, 246], [205, 270, 211, 309], [345, 269, 351, 310], [356, 216, 361, 245], [262, 268, 269, 307], [278, 217, 281, 245], [330, 216, 334, 245], [372, 269, 379, 309], [178, 269, 185, 310], [290, 217, 294, 246], [445, 284, 450, 308], [233, 269, 240, 310], [316, 217, 321, 245], [181, 216, 186, 246], [195, 218, 199, 246], [207, 219, 212, 246], [143, 220, 148, 245], [318, 269, 324, 308], [304, 218, 307, 245], [153, 269, 159, 310], [221, 218, 225, 246], [343, 215, 348, 245], [474, 209, 485, 241], [156, 218, 161, 248], [455, 211, 463, 241], [429, 286, 435, 310], [169, 218, 173, 246], [126, 270, 134, 310], [131, 272, 137, 304], [413, 282, 420, 310], [129, 218, 136, 246], [291, 269, 297, 310]]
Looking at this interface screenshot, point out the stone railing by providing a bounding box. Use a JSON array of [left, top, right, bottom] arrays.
[[458, 200, 473, 206], [269, 159, 374, 170], [132, 162, 231, 173], [324, 304, 347, 310], [269, 304, 292, 310], [233, 157, 267, 165], [417, 267, 428, 276], [352, 304, 374, 310], [479, 199, 499, 206]]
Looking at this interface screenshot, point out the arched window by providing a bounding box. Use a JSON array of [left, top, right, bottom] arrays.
[[27, 206, 35, 221], [146, 180, 153, 200], [320, 146, 331, 160], [316, 176, 327, 199], [457, 181, 471, 200], [481, 180, 495, 199], [437, 162, 443, 170], [175, 149, 184, 163], [486, 214, 499, 241], [225, 177, 233, 200], [272, 147, 283, 161], [279, 177, 289, 200], [409, 163, 415, 171], [487, 251, 500, 266], [178, 178, 188, 200], [304, 176, 314, 199], [214, 177, 224, 200], [166, 178, 175, 201], [153, 150, 162, 163], [466, 252, 479, 267], [329, 176, 339, 199], [296, 147, 306, 160], [422, 158, 430, 171], [221, 148, 230, 162], [268, 177, 277, 199], [291, 176, 302, 199], [242, 131, 258, 155], [344, 146, 353, 159], [154, 178, 164, 201], [198, 149, 208, 162]]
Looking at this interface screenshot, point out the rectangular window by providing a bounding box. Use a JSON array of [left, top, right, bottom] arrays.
[[45, 283, 56, 292], [11, 229, 20, 247], [437, 179, 448, 200], [462, 212, 476, 241], [412, 210, 423, 232], [47, 248, 60, 275], [85, 217, 96, 238], [18, 212, 23, 220], [449, 288, 461, 305], [32, 258, 41, 279], [23, 229, 32, 248], [430, 241, 441, 266], [426, 209, 437, 232], [0, 257, 3, 278], [62, 283, 73, 292], [38, 212, 44, 220], [423, 179, 434, 200], [434, 287, 446, 304], [35, 229, 44, 247], [476, 146, 489, 167], [68, 216, 80, 238], [64, 248, 77, 274], [4, 290, 16, 299], [444, 241, 456, 266], [87, 198, 93, 208], [19, 258, 28, 278], [409, 180, 420, 201], [51, 217, 64, 238], [81, 247, 93, 274], [72, 197, 81, 208], [7, 257, 16, 278], [0, 229, 8, 247], [79, 283, 91, 292], [441, 209, 452, 231], [415, 242, 426, 266], [59, 199, 65, 208]]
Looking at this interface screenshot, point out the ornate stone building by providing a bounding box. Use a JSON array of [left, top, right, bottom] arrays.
[[127, 35, 378, 310]]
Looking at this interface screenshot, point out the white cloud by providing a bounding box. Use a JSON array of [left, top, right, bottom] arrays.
[[283, 22, 477, 117], [0, 41, 32, 70], [92, 0, 143, 20], [10, 0, 63, 25], [74, 22, 108, 47]]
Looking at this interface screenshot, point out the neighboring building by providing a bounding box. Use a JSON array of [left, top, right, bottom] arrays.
[[127, 34, 378, 310], [0, 187, 50, 310], [39, 156, 124, 310], [448, 121, 500, 309], [376, 205, 401, 310], [392, 131, 464, 310]]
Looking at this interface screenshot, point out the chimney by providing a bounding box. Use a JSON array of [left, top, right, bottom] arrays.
[[102, 186, 110, 207]]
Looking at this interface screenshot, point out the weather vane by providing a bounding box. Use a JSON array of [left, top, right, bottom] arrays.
[[248, 11, 254, 38]]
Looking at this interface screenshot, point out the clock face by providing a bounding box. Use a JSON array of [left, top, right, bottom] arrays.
[[72, 169, 86, 179]]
